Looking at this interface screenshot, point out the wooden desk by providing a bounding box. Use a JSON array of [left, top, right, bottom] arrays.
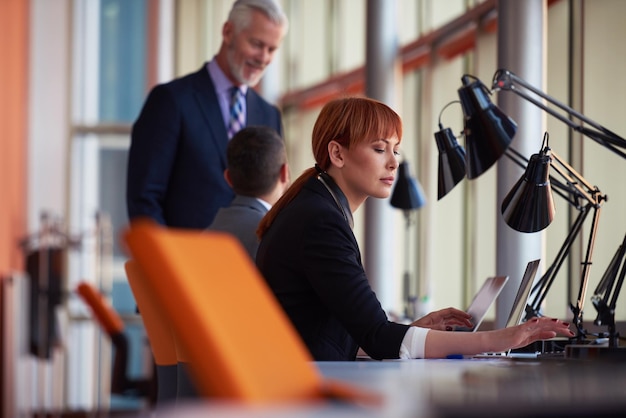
[[147, 358, 626, 417]]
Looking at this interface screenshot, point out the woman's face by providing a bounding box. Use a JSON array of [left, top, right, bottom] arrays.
[[336, 136, 400, 208]]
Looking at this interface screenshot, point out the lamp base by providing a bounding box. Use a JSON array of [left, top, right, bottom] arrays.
[[564, 344, 626, 361]]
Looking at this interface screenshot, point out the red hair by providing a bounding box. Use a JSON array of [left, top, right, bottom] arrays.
[[257, 96, 402, 238]]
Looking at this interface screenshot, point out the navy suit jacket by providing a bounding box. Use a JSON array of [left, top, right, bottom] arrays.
[[256, 176, 409, 361], [207, 195, 268, 261], [127, 63, 283, 229]]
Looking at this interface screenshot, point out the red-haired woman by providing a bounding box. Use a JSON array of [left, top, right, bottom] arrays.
[[256, 97, 573, 361]]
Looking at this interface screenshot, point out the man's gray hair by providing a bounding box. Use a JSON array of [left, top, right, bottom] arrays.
[[229, 0, 289, 33]]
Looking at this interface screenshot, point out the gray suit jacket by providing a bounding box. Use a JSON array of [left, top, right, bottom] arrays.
[[207, 195, 268, 260]]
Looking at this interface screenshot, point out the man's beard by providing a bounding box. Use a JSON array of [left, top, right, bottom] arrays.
[[227, 49, 264, 86]]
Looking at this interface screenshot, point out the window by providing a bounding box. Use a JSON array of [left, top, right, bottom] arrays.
[[68, 0, 149, 409]]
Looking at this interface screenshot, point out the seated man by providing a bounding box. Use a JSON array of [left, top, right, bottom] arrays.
[[208, 126, 290, 260]]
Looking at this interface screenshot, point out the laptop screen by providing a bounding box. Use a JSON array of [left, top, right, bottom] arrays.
[[505, 259, 541, 328], [457, 276, 509, 332]]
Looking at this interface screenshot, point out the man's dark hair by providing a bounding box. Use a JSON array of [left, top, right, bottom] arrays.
[[227, 126, 286, 196]]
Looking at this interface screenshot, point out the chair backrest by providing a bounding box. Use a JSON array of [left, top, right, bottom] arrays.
[[124, 260, 177, 367], [125, 260, 180, 405], [76, 282, 124, 337], [75, 281, 152, 397], [122, 219, 324, 403]]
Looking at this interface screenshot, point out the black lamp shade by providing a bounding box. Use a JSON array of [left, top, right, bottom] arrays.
[[391, 161, 426, 210], [501, 152, 555, 233], [458, 76, 517, 179], [435, 127, 467, 200]]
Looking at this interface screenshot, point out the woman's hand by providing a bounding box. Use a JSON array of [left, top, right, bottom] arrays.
[[420, 314, 575, 358], [409, 307, 473, 331], [507, 317, 575, 349]]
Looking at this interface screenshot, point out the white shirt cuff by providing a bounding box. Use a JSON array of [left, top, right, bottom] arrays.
[[399, 326, 429, 359]]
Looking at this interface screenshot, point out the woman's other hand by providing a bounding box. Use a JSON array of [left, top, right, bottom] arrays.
[[410, 307, 473, 331]]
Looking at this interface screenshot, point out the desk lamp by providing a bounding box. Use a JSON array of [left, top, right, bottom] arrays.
[[436, 108, 605, 341], [457, 75, 517, 179], [500, 135, 555, 233], [434, 101, 466, 200], [500, 133, 606, 342], [390, 160, 426, 319], [439, 69, 626, 357]]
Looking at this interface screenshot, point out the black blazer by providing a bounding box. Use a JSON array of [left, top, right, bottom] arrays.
[[256, 176, 409, 361], [127, 63, 283, 229]]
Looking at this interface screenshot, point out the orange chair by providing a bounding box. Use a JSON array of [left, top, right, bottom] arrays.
[[75, 282, 153, 400], [124, 260, 180, 405], [122, 218, 378, 404]]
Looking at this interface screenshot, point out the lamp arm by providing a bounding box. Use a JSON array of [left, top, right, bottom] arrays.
[[438, 100, 461, 130], [493, 69, 626, 160], [547, 151, 604, 339], [594, 235, 626, 310], [548, 151, 606, 208], [525, 203, 600, 340], [526, 206, 592, 318], [403, 210, 412, 318], [503, 147, 528, 169], [607, 242, 626, 311], [591, 233, 626, 347], [571, 205, 601, 330]]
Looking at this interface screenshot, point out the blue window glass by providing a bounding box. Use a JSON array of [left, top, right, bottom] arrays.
[[99, 0, 147, 123]]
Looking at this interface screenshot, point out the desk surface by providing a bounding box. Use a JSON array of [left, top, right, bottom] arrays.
[[149, 357, 626, 418]]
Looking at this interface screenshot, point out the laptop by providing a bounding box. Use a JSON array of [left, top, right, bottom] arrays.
[[455, 276, 509, 332], [473, 259, 541, 358], [505, 259, 541, 329]]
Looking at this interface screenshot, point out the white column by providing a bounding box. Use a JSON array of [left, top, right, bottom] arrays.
[[363, 0, 402, 312], [495, 0, 547, 327]]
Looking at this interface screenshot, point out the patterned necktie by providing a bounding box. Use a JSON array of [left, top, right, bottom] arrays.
[[227, 86, 245, 139]]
